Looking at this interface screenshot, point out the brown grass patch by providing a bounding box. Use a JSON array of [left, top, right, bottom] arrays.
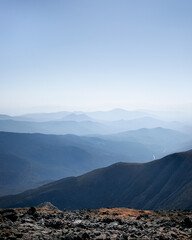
[[90, 208, 156, 220]]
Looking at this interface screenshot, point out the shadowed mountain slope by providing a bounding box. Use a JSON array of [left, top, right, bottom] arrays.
[[0, 131, 156, 196], [0, 151, 192, 210]]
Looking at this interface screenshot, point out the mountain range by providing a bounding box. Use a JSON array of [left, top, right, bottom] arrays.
[[0, 117, 189, 136], [0, 131, 151, 196], [0, 108, 191, 210], [0, 109, 191, 135], [100, 127, 192, 154], [0, 127, 191, 196], [0, 109, 154, 122], [0, 150, 192, 210]]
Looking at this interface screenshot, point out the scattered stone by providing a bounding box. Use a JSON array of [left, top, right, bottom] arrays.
[[0, 209, 18, 222], [27, 206, 37, 215], [0, 206, 192, 239], [80, 231, 90, 239], [44, 218, 63, 229], [102, 217, 114, 224], [13, 231, 23, 238], [182, 217, 192, 228]]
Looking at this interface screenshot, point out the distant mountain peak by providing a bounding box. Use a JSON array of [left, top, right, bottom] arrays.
[[62, 113, 92, 122]]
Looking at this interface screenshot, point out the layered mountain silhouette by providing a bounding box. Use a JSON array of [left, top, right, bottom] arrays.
[[0, 150, 192, 210], [61, 113, 92, 122], [0, 117, 188, 135], [8, 109, 153, 122], [100, 127, 191, 155], [0, 109, 152, 123], [0, 131, 154, 196], [0, 108, 190, 135], [0, 119, 111, 135], [0, 129, 191, 196]]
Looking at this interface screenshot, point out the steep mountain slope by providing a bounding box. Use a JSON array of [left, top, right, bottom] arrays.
[[0, 151, 192, 210], [0, 131, 155, 196], [0, 153, 52, 196], [0, 129, 191, 196], [0, 154, 32, 196]]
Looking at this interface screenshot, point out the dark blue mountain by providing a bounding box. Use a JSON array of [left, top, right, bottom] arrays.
[[0, 151, 192, 210]]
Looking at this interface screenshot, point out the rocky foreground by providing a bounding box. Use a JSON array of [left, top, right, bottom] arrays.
[[0, 203, 192, 239]]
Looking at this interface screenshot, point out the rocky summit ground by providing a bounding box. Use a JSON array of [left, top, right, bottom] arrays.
[[1, 204, 192, 239]]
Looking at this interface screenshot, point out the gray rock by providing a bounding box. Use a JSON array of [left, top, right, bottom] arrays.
[[27, 206, 37, 215], [0, 209, 18, 222], [45, 218, 63, 229], [36, 202, 58, 210], [182, 217, 192, 228]]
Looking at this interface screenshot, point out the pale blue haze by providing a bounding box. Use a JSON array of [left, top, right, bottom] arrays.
[[0, 0, 192, 114]]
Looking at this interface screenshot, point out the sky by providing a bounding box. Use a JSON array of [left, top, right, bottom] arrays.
[[0, 0, 192, 115]]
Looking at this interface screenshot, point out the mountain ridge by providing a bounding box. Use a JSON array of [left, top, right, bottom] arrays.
[[0, 129, 191, 196], [0, 150, 192, 210], [0, 130, 157, 196]]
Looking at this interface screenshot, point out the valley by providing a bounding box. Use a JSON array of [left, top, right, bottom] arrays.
[[0, 150, 192, 210]]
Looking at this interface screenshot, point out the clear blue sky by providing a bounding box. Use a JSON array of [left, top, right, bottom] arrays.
[[1, 0, 192, 114]]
